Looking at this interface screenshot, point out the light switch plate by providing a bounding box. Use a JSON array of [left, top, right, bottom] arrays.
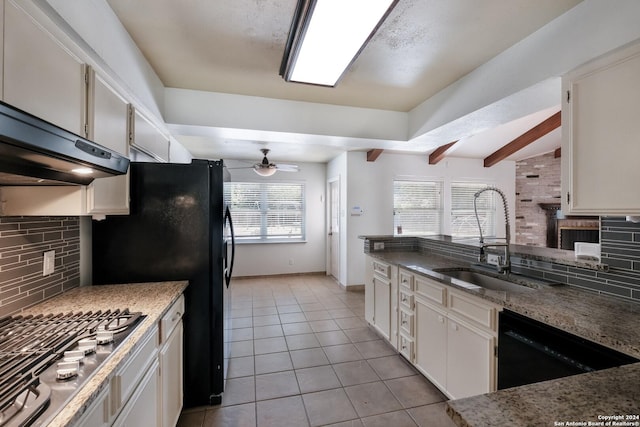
[[43, 250, 55, 276], [373, 242, 385, 251]]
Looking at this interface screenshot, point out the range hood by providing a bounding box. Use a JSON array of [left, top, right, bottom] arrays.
[[0, 100, 130, 185]]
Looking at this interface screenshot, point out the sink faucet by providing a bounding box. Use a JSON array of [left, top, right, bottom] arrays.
[[473, 186, 511, 274]]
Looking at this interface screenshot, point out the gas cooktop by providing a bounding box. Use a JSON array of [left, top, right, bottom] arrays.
[[0, 309, 144, 427]]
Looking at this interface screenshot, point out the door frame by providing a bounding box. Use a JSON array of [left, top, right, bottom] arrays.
[[327, 176, 340, 282]]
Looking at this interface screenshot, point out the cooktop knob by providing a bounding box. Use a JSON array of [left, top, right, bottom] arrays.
[[56, 360, 80, 380]]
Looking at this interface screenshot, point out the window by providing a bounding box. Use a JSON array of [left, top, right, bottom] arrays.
[[393, 179, 443, 236], [451, 182, 495, 237], [225, 181, 305, 242]]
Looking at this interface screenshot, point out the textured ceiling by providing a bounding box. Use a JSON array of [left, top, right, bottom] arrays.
[[106, 0, 581, 162]]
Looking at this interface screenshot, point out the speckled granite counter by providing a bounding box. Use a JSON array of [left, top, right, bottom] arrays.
[[447, 363, 640, 427], [20, 281, 188, 427], [365, 250, 640, 427]]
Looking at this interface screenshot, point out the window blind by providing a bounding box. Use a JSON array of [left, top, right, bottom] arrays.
[[225, 181, 305, 242], [451, 182, 495, 237], [393, 180, 443, 236]]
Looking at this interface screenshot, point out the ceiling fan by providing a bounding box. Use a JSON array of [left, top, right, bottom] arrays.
[[240, 149, 300, 176]]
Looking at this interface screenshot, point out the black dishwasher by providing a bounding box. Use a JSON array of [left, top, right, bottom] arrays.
[[498, 309, 638, 389]]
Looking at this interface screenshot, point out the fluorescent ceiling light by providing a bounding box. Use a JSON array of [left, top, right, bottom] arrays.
[[280, 0, 397, 87]]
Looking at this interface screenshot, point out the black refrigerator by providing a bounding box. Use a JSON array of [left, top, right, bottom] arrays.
[[92, 159, 235, 408]]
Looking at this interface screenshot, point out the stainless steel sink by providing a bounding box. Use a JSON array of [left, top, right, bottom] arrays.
[[432, 268, 538, 293]]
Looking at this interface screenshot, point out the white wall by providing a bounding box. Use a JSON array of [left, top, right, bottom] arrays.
[[339, 152, 516, 287], [225, 159, 327, 277]]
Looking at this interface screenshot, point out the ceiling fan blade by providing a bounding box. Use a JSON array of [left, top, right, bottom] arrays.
[[276, 164, 299, 172]]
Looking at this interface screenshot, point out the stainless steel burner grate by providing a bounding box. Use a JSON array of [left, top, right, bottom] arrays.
[[0, 309, 142, 427]]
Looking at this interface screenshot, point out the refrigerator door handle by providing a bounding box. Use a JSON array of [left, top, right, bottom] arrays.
[[224, 206, 235, 288]]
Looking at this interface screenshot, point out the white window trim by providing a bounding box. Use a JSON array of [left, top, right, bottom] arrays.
[[225, 180, 306, 244]]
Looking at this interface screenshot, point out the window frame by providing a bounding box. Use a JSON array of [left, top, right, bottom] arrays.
[[450, 181, 497, 238], [225, 180, 306, 244], [393, 178, 444, 236]]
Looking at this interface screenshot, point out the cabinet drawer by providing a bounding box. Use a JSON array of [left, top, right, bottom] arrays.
[[415, 276, 446, 306], [399, 270, 414, 291], [399, 334, 414, 362], [161, 295, 185, 343], [399, 308, 414, 337], [448, 290, 497, 331], [111, 324, 158, 414], [399, 289, 414, 310], [372, 260, 391, 279]]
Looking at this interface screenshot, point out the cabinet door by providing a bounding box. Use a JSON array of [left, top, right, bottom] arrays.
[[561, 40, 640, 215], [132, 108, 170, 162], [113, 360, 160, 427], [446, 315, 495, 399], [364, 257, 375, 324], [161, 322, 183, 427], [373, 276, 391, 340], [3, 0, 85, 135], [87, 73, 130, 215], [414, 298, 447, 392], [76, 387, 111, 427]]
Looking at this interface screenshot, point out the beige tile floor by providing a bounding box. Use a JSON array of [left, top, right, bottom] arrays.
[[177, 274, 457, 427]]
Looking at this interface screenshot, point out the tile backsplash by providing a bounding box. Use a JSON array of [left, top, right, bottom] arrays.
[[364, 221, 640, 302], [0, 216, 80, 317]]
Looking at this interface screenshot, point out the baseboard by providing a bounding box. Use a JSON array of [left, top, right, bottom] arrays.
[[232, 271, 327, 280]]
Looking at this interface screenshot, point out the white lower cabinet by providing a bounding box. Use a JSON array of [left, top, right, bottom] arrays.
[[365, 256, 398, 349], [414, 297, 447, 392], [75, 387, 111, 427], [160, 297, 184, 427], [446, 314, 495, 399], [396, 268, 499, 399], [75, 295, 184, 427], [113, 359, 160, 427]]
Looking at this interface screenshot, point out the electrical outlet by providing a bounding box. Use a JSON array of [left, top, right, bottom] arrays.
[[373, 242, 385, 251], [487, 254, 501, 266], [43, 250, 55, 276]]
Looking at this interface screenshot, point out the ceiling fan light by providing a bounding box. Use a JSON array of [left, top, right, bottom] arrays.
[[280, 0, 398, 87], [254, 166, 277, 177]]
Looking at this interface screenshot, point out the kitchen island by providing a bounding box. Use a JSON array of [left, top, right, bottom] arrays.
[[361, 236, 640, 427], [19, 281, 188, 427]]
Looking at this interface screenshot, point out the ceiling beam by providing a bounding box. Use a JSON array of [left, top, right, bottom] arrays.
[[367, 149, 384, 162], [484, 111, 561, 167], [554, 147, 561, 158], [428, 141, 458, 164]]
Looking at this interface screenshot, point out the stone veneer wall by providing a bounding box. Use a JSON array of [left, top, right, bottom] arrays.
[[364, 230, 640, 301], [515, 152, 561, 246], [0, 217, 80, 317]]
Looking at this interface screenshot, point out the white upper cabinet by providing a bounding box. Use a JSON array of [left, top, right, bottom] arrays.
[[86, 71, 130, 215], [131, 107, 170, 162], [561, 40, 640, 215], [3, 0, 86, 136]]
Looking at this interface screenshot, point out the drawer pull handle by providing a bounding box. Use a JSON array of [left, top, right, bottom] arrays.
[[402, 320, 407, 325], [171, 312, 182, 322]]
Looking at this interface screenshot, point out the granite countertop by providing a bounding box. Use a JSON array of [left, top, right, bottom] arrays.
[[20, 281, 188, 427], [446, 363, 640, 427], [366, 251, 640, 427]]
